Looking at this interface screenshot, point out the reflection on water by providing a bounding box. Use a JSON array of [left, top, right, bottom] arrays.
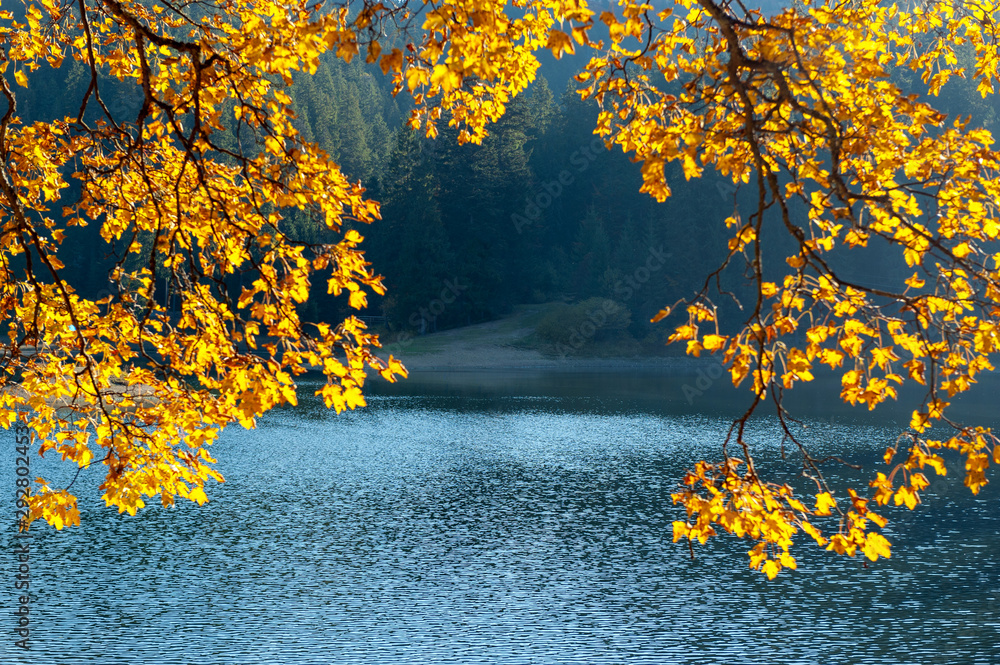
[[2, 369, 999, 664]]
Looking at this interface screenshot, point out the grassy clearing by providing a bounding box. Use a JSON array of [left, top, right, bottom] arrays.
[[374, 302, 683, 367]]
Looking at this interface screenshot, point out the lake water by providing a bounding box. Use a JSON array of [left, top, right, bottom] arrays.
[[2, 369, 999, 664]]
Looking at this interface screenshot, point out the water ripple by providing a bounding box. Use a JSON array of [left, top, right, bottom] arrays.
[[1, 372, 998, 664]]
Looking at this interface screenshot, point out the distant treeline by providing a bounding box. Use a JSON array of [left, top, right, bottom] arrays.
[[13, 38, 998, 346]]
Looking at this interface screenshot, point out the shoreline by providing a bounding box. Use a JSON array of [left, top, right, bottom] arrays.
[[390, 347, 715, 372], [376, 305, 717, 373]]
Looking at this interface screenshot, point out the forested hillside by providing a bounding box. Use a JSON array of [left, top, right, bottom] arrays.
[[16, 34, 999, 353]]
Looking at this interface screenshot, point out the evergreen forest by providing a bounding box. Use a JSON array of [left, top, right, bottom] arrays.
[[15, 37, 1000, 356]]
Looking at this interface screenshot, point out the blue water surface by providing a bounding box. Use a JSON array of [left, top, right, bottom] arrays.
[[2, 369, 998, 664]]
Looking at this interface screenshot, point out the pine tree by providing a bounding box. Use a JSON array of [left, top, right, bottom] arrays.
[[372, 130, 457, 332]]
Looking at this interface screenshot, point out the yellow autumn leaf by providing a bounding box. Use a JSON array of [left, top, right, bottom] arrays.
[[863, 532, 892, 561], [430, 64, 462, 92], [814, 492, 836, 516], [188, 487, 209, 506], [894, 485, 919, 510], [800, 521, 826, 546], [546, 29, 575, 59], [761, 559, 780, 580], [650, 307, 671, 323], [380, 48, 403, 75], [702, 334, 727, 352]]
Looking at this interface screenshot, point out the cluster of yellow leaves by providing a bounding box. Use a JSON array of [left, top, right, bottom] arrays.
[[0, 0, 624, 531], [385, 0, 595, 144], [672, 459, 891, 579], [0, 0, 605, 531], [588, 0, 1000, 574], [4, 0, 999, 582], [0, 0, 417, 528]]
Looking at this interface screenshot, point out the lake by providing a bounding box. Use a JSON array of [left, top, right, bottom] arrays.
[[2, 368, 999, 664]]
